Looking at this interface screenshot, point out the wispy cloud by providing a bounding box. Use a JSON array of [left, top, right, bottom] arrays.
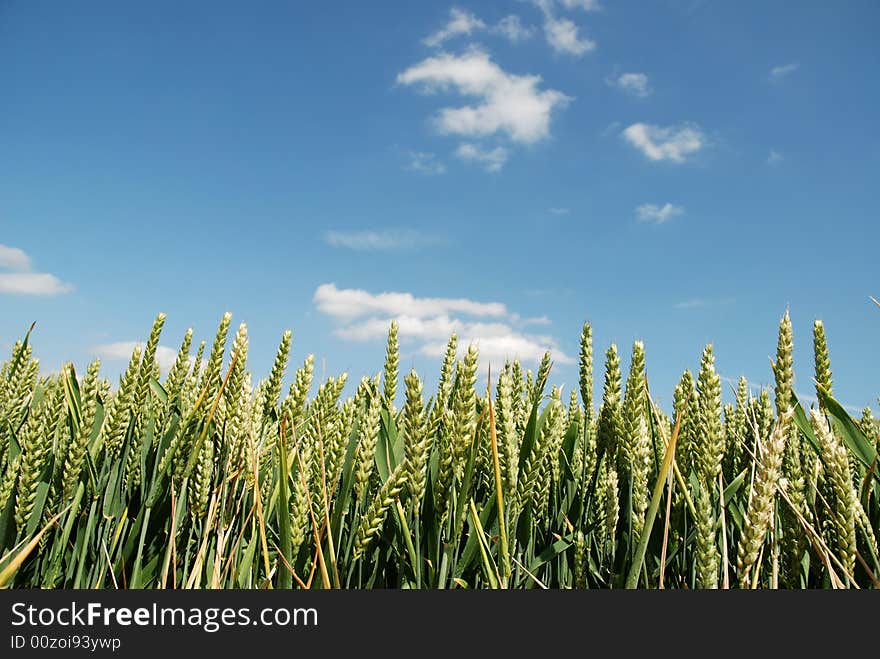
[[547, 207, 570, 215], [92, 341, 180, 375], [559, 0, 602, 10], [599, 120, 622, 137], [768, 61, 799, 82], [622, 122, 705, 163], [767, 149, 783, 165], [397, 48, 571, 145], [636, 203, 684, 224], [0, 244, 74, 296], [608, 72, 652, 98], [492, 15, 535, 42], [314, 283, 572, 368], [455, 143, 509, 172], [323, 229, 447, 252], [674, 297, 734, 310], [423, 8, 485, 48], [406, 151, 446, 175]]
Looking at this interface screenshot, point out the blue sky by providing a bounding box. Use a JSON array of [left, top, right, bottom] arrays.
[[2, 0, 878, 413]]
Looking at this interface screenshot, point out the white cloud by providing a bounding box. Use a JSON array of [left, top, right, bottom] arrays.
[[455, 142, 509, 172], [314, 283, 508, 321], [323, 229, 447, 251], [534, 0, 596, 56], [423, 8, 485, 47], [769, 62, 799, 82], [0, 244, 31, 271], [421, 332, 571, 367], [397, 49, 571, 144], [314, 283, 573, 368], [93, 341, 179, 374], [0, 273, 74, 296], [543, 16, 595, 55], [492, 15, 535, 42], [609, 72, 652, 98], [767, 149, 783, 165], [622, 122, 705, 163], [406, 151, 446, 175], [636, 203, 684, 224], [560, 0, 602, 10], [0, 244, 74, 296], [547, 207, 569, 215]]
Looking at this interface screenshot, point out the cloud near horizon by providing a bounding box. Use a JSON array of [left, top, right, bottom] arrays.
[[92, 341, 181, 375], [313, 283, 573, 368]]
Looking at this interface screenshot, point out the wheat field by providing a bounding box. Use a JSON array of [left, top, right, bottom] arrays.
[[0, 309, 877, 589]]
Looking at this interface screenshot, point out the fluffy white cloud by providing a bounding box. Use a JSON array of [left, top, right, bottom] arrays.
[[543, 15, 595, 55], [92, 341, 180, 374], [0, 245, 74, 296], [636, 203, 684, 224], [0, 244, 31, 271], [622, 123, 704, 163], [314, 283, 572, 368], [769, 62, 799, 82], [492, 15, 535, 42], [423, 8, 485, 47], [406, 151, 446, 175], [455, 142, 509, 172], [397, 49, 570, 144], [533, 0, 596, 56], [609, 72, 652, 98], [323, 229, 447, 251]]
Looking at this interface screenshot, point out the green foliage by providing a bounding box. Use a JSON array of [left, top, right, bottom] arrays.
[[0, 309, 877, 589]]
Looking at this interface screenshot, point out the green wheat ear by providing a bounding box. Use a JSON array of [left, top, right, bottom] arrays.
[[811, 408, 857, 579], [263, 329, 292, 420], [495, 364, 519, 496], [621, 341, 649, 537], [103, 344, 142, 460], [772, 309, 794, 417], [694, 479, 718, 589], [383, 320, 399, 412], [579, 321, 594, 426], [135, 312, 166, 415], [596, 343, 622, 467], [696, 344, 723, 484], [859, 407, 878, 444], [812, 319, 833, 403], [62, 358, 101, 498], [223, 323, 249, 469], [402, 369, 429, 510], [451, 344, 479, 475], [202, 312, 233, 404], [737, 412, 790, 589], [673, 369, 697, 476]]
